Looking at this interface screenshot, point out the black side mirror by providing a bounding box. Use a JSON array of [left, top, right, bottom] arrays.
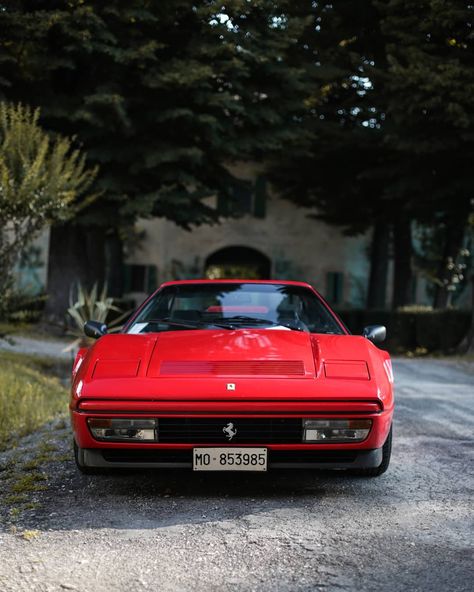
[[363, 325, 386, 344], [84, 320, 108, 339]]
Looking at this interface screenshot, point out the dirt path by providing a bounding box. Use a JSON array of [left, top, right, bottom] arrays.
[[0, 358, 473, 592]]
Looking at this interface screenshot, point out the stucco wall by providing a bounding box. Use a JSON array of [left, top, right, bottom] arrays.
[[125, 164, 371, 306]]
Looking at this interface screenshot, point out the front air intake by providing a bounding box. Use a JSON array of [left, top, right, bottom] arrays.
[[159, 360, 305, 376]]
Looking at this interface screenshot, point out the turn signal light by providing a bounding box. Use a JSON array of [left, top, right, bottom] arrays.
[[88, 418, 158, 442], [302, 419, 372, 442]]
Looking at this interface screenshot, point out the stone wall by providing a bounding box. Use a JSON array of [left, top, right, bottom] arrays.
[[125, 163, 371, 306]]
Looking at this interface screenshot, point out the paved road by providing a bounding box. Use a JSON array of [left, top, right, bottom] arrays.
[[0, 359, 473, 592], [0, 335, 73, 361]]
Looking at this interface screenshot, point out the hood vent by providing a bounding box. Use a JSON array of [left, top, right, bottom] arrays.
[[160, 360, 305, 376]]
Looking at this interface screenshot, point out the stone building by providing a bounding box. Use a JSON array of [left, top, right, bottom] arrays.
[[122, 164, 371, 308], [21, 164, 444, 310]]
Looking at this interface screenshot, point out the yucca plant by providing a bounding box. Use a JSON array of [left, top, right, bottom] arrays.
[[65, 282, 128, 351]]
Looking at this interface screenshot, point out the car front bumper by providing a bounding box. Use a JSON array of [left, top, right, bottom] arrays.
[[77, 445, 383, 470], [71, 400, 393, 469]]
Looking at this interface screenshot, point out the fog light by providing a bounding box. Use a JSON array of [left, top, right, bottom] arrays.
[[303, 419, 372, 442], [88, 418, 158, 442]]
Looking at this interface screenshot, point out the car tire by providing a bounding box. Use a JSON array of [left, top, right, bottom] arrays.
[[73, 440, 103, 475], [350, 425, 392, 477]]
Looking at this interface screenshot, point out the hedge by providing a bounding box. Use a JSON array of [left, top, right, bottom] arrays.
[[335, 309, 471, 354]]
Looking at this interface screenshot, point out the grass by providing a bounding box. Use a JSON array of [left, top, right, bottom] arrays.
[[10, 473, 48, 494], [0, 351, 69, 450]]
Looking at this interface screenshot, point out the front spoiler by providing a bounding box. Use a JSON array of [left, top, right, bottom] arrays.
[[79, 447, 383, 470]]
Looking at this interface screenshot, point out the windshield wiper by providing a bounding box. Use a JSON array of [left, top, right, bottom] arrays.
[[219, 315, 275, 324], [143, 316, 308, 332], [211, 316, 307, 332], [145, 317, 235, 330]]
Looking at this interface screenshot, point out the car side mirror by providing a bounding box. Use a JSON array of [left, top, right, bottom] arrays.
[[84, 320, 108, 339], [362, 325, 386, 344]]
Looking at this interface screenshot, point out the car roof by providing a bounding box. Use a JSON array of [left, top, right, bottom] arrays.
[[159, 279, 314, 289]]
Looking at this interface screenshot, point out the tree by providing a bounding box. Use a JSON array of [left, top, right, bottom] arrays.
[[270, 0, 474, 309], [268, 0, 401, 308], [0, 102, 96, 316], [0, 0, 314, 316], [377, 0, 474, 308]]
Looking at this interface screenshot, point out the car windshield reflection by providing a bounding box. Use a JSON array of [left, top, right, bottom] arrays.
[[127, 283, 344, 335]]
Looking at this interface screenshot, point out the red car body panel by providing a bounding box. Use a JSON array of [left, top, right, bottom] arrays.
[[70, 280, 394, 470]]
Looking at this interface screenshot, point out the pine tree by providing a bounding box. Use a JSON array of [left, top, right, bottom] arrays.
[[377, 0, 474, 307], [0, 0, 314, 315], [270, 1, 394, 308], [270, 0, 474, 309]]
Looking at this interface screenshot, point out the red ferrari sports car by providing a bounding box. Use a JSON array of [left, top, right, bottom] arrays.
[[70, 280, 394, 476]]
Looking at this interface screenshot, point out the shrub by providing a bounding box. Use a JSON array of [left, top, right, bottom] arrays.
[[336, 308, 470, 354], [0, 102, 97, 303], [0, 291, 47, 324]]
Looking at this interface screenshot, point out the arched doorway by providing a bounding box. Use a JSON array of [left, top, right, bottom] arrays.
[[205, 246, 271, 279]]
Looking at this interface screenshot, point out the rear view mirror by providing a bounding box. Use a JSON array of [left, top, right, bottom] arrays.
[[84, 320, 107, 339], [362, 325, 386, 344]]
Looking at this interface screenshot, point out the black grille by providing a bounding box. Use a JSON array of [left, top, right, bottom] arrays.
[[102, 449, 190, 464], [101, 449, 358, 465], [270, 450, 358, 464], [158, 418, 302, 444]]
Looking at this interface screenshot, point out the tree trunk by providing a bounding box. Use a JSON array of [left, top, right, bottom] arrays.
[[44, 223, 106, 322], [392, 216, 413, 309], [105, 230, 124, 298], [367, 221, 389, 309]]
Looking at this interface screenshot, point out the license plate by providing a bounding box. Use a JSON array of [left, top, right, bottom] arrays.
[[193, 447, 267, 471]]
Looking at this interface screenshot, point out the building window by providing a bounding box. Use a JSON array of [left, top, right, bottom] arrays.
[[124, 264, 157, 293], [218, 176, 267, 218], [326, 272, 344, 305]]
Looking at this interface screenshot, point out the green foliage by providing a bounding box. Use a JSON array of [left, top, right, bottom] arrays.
[[269, 1, 474, 308], [338, 308, 470, 354], [0, 102, 97, 315], [377, 0, 474, 219], [0, 103, 96, 225], [0, 352, 68, 450], [0, 292, 47, 325], [0, 1, 312, 229], [273, 0, 474, 224], [1, 1, 320, 316]]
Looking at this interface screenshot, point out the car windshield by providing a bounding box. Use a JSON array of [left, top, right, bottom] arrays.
[[127, 283, 344, 335]]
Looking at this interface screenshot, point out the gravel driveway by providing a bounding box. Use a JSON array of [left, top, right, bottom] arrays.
[[0, 358, 473, 592]]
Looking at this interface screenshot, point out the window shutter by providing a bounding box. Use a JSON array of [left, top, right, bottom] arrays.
[[254, 176, 267, 218], [147, 265, 158, 293], [327, 272, 344, 305], [123, 265, 132, 293]]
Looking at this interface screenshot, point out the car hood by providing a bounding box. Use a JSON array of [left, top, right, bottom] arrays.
[[76, 328, 386, 386], [72, 328, 391, 407]]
